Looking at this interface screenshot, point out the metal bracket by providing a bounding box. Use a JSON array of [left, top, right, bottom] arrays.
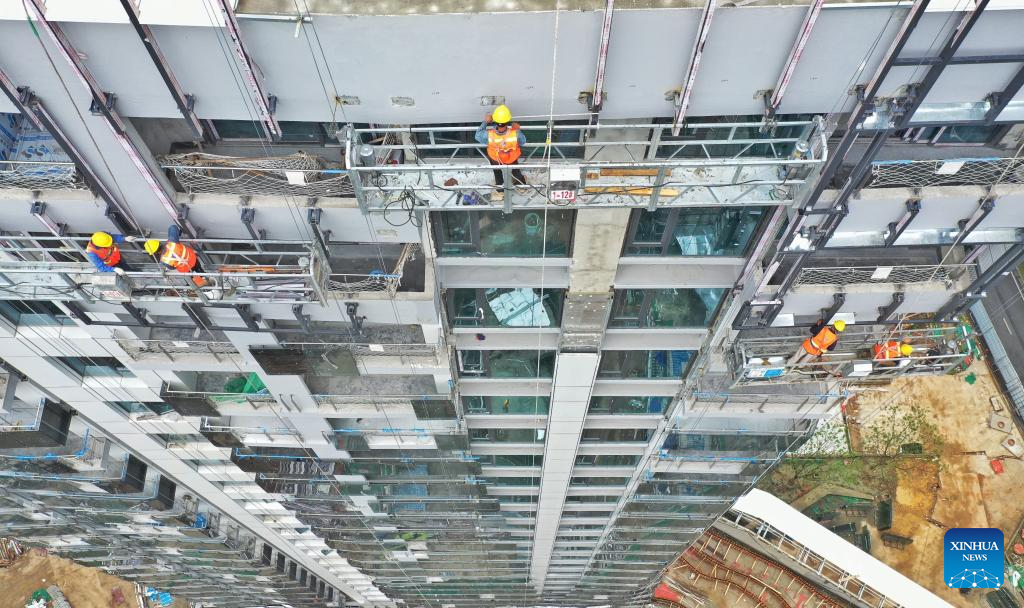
[[951, 196, 995, 249], [235, 304, 262, 331], [62, 301, 92, 325], [345, 302, 365, 337], [181, 303, 213, 330], [240, 207, 266, 252], [121, 303, 150, 327], [877, 292, 905, 322], [821, 292, 846, 321], [307, 208, 332, 273], [883, 197, 921, 247], [292, 304, 312, 334], [88, 92, 117, 117]]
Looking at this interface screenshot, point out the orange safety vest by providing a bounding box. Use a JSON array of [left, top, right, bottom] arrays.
[[872, 341, 902, 361], [160, 242, 197, 274], [86, 242, 121, 267], [801, 326, 838, 357], [487, 126, 521, 164]]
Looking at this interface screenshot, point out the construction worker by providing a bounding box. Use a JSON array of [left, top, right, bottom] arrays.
[[85, 231, 138, 274], [789, 319, 846, 366], [145, 225, 209, 287], [872, 341, 914, 363], [475, 104, 527, 198]]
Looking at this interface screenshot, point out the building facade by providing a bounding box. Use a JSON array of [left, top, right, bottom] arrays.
[[0, 0, 1021, 606]]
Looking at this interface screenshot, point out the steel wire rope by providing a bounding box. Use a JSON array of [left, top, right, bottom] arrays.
[[193, 6, 465, 603]]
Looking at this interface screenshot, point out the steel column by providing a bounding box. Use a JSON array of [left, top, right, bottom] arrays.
[[671, 0, 717, 135], [117, 0, 208, 141], [214, 0, 281, 141], [762, 0, 824, 130], [936, 241, 1024, 320], [588, 0, 615, 112], [23, 0, 193, 235]]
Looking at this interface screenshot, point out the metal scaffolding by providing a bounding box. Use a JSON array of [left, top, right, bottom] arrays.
[[0, 235, 411, 305]]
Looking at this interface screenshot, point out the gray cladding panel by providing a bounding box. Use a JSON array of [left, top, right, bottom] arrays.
[[4, 7, 1023, 124]]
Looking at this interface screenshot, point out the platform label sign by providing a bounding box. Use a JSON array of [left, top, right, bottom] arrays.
[[944, 527, 1004, 588]]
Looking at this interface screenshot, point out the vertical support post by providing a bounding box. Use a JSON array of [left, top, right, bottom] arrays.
[[588, 0, 615, 112], [214, 0, 281, 140], [1, 369, 19, 415], [672, 0, 717, 136], [117, 0, 209, 141], [647, 167, 667, 212], [762, 0, 824, 130], [502, 166, 513, 214]]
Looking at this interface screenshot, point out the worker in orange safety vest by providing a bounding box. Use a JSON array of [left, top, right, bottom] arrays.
[[872, 341, 914, 362], [788, 319, 846, 366], [475, 104, 527, 198], [144, 225, 210, 287]]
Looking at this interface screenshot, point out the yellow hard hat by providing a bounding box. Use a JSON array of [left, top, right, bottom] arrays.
[[832, 320, 846, 332], [900, 343, 914, 356], [91, 232, 113, 248], [144, 239, 161, 255], [492, 104, 512, 124]]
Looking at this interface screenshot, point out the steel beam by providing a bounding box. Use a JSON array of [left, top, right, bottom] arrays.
[[985, 63, 1024, 123], [22, 0, 193, 235], [214, 0, 281, 141], [182, 303, 213, 330], [883, 197, 922, 247], [234, 304, 261, 331], [117, 0, 208, 141], [894, 53, 1024, 66], [898, 0, 990, 128], [671, 0, 717, 135], [588, 0, 615, 112], [821, 293, 846, 321], [762, 0, 824, 129]]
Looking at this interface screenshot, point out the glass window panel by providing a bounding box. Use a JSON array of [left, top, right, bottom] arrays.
[[588, 396, 669, 414], [449, 288, 564, 328], [610, 289, 725, 328], [458, 350, 556, 378], [462, 396, 550, 415], [597, 351, 694, 379], [434, 210, 574, 257]]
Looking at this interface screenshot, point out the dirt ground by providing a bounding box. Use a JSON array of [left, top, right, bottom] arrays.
[[850, 361, 1024, 608], [0, 550, 143, 608]]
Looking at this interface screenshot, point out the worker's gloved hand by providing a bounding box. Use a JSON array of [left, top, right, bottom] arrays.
[[124, 235, 138, 243], [485, 114, 493, 124], [113, 267, 126, 275]]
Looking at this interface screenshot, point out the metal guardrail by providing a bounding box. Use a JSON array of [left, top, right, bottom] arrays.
[[162, 152, 353, 197], [345, 118, 827, 211], [794, 264, 972, 287], [116, 339, 240, 361], [0, 160, 86, 190], [870, 157, 1024, 188], [731, 324, 974, 387]]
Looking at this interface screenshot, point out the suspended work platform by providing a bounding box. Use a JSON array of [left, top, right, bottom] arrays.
[[344, 119, 827, 212], [730, 324, 975, 387], [0, 236, 414, 305]]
